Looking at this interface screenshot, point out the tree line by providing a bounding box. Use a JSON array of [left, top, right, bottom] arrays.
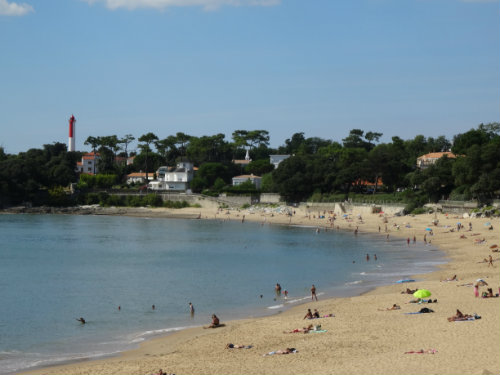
[[0, 124, 499, 209]]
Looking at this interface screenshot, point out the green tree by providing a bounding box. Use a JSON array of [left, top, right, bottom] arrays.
[[244, 159, 274, 176], [138, 132, 159, 183]]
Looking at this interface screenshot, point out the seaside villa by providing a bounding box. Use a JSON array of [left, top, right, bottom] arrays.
[[232, 174, 262, 189], [416, 152, 457, 169], [148, 161, 194, 192]]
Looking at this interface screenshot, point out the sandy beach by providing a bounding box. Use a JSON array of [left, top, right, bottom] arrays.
[[20, 205, 500, 375]]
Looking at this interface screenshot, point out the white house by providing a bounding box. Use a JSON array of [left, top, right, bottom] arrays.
[[126, 172, 155, 185], [269, 154, 290, 169], [232, 174, 262, 189], [149, 161, 194, 191], [76, 152, 100, 174]]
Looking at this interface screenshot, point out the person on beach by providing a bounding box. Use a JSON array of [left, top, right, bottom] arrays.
[[447, 309, 473, 322], [488, 255, 494, 267], [263, 348, 297, 356], [275, 283, 282, 295], [407, 238, 410, 246], [304, 309, 313, 319], [152, 304, 155, 310], [366, 254, 370, 261], [189, 302, 194, 316], [374, 254, 377, 261], [442, 275, 457, 282], [378, 304, 400, 311], [284, 290, 288, 299], [76, 317, 86, 324], [413, 235, 416, 244], [226, 343, 253, 349], [206, 314, 220, 328], [313, 309, 320, 318], [482, 288, 497, 298], [284, 325, 313, 334], [311, 284, 318, 301], [401, 288, 418, 294]]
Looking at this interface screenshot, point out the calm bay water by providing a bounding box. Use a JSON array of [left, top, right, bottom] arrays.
[[0, 214, 445, 374]]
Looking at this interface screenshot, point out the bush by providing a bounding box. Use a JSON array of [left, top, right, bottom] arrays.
[[164, 200, 190, 208]]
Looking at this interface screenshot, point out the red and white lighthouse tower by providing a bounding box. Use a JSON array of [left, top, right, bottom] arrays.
[[68, 114, 76, 152]]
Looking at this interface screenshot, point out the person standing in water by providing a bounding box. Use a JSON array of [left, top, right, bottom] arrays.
[[189, 302, 195, 316], [275, 283, 282, 296], [311, 284, 318, 301]]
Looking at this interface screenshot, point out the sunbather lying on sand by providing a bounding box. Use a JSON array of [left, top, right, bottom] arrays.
[[225, 343, 253, 349], [447, 309, 473, 322], [284, 324, 313, 334], [378, 304, 401, 311], [404, 349, 437, 354], [441, 275, 457, 282], [263, 348, 298, 356], [401, 288, 418, 294], [481, 288, 499, 298]]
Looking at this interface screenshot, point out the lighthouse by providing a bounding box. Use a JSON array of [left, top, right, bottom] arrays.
[[68, 115, 76, 152]]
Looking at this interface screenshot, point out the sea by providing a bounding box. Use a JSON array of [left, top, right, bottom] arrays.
[[0, 214, 446, 374]]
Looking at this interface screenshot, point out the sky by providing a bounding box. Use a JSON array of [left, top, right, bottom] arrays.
[[0, 0, 499, 154]]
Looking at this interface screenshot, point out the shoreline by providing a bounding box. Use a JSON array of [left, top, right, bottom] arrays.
[[15, 205, 500, 375]]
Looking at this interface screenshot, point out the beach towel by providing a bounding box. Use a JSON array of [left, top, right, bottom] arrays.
[[309, 329, 327, 333]]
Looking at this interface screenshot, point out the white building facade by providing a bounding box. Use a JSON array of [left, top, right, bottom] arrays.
[[149, 161, 194, 191]]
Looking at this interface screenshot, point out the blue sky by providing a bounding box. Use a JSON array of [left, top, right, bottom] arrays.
[[1, 0, 498, 154]]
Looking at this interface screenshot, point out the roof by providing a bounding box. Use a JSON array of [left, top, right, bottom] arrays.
[[127, 172, 154, 178], [233, 159, 251, 165], [233, 174, 262, 179], [355, 178, 384, 187], [417, 152, 456, 160], [82, 152, 100, 160]]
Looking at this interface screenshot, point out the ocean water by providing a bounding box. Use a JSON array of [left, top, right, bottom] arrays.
[[0, 214, 445, 374]]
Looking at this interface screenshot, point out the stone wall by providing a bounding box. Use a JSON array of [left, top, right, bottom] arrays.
[[301, 202, 406, 216]]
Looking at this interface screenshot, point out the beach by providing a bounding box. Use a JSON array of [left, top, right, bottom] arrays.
[[20, 205, 500, 375]]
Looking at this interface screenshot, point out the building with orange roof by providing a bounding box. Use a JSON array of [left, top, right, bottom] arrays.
[[76, 152, 100, 174], [416, 152, 457, 169]]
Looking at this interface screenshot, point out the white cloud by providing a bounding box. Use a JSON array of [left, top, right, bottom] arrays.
[[83, 0, 280, 11], [0, 0, 33, 15]]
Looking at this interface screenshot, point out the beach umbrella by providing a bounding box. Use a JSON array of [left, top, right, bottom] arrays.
[[413, 289, 431, 299]]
